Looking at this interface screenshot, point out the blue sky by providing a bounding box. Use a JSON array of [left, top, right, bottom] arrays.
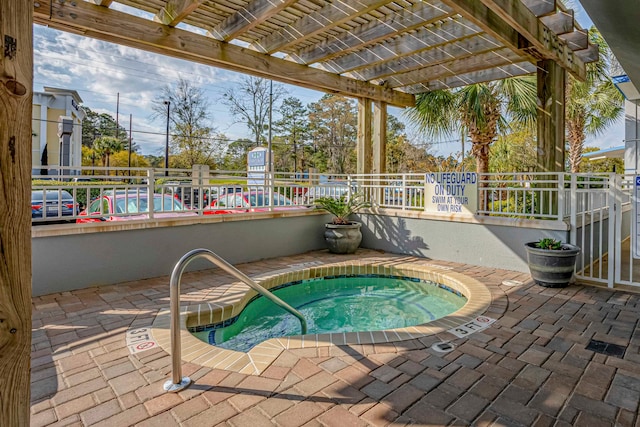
[[33, 2, 625, 158]]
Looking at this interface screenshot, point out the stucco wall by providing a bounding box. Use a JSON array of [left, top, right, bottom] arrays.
[[356, 211, 569, 273], [33, 211, 570, 296], [32, 214, 328, 296]]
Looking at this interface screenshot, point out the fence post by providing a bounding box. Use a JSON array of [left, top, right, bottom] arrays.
[[557, 173, 565, 220], [423, 174, 428, 213], [609, 173, 618, 288], [147, 169, 154, 219], [569, 174, 577, 246]]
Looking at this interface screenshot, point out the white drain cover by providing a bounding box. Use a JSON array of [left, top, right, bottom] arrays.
[[502, 280, 524, 287], [431, 341, 455, 353]]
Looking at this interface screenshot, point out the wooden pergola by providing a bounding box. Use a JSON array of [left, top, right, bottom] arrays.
[[1, 0, 596, 424]]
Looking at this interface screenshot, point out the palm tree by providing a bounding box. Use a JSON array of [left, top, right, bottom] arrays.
[[405, 76, 538, 175], [566, 28, 624, 173], [92, 136, 124, 169]]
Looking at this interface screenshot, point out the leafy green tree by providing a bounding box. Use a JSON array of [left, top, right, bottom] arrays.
[[222, 77, 287, 147], [386, 117, 454, 173], [221, 138, 253, 170], [92, 136, 124, 168], [307, 94, 357, 174], [385, 115, 410, 173], [153, 77, 222, 168], [489, 124, 537, 173], [567, 28, 624, 172], [82, 107, 129, 148], [143, 154, 165, 168], [110, 151, 150, 169], [405, 76, 537, 176], [580, 147, 623, 173], [81, 146, 101, 174], [275, 97, 308, 172]]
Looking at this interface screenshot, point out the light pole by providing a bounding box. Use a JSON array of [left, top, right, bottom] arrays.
[[164, 100, 170, 176]]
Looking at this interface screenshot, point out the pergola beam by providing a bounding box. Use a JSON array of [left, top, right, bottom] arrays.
[[33, 0, 414, 107], [208, 0, 299, 42], [405, 61, 537, 93], [91, 0, 113, 6], [540, 10, 574, 35], [521, 0, 556, 17], [154, 0, 206, 27], [387, 47, 522, 89], [251, 0, 391, 54], [476, 0, 587, 79], [560, 30, 588, 52], [288, 1, 454, 65], [320, 17, 485, 75], [351, 34, 503, 82], [575, 43, 599, 63]]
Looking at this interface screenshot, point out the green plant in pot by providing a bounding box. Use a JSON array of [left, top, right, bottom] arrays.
[[524, 238, 580, 287], [315, 193, 368, 254]]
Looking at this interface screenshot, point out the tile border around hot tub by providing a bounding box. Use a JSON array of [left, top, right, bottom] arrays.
[[150, 258, 496, 375]]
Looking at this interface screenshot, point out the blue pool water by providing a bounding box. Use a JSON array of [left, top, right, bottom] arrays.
[[191, 275, 466, 352]]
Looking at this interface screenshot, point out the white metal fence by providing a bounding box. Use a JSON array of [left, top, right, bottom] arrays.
[[32, 166, 640, 288], [30, 166, 617, 222]]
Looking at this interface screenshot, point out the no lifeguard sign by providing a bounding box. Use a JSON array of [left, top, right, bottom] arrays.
[[425, 172, 478, 215]]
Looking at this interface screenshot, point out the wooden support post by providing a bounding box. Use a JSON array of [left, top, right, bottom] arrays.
[[537, 59, 566, 172], [357, 98, 372, 175], [0, 0, 33, 425], [536, 59, 566, 216], [372, 101, 386, 203], [373, 101, 387, 175]]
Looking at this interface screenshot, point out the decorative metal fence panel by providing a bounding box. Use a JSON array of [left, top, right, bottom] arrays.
[[30, 166, 640, 289]]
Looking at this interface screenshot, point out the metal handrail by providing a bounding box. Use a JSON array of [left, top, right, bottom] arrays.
[[163, 248, 308, 392]]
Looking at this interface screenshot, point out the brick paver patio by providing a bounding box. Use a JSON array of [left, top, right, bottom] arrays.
[[31, 250, 640, 426]]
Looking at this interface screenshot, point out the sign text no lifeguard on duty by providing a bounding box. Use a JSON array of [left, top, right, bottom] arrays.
[[425, 172, 478, 215]]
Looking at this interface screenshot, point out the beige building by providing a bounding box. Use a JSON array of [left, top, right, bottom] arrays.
[[32, 87, 85, 176]]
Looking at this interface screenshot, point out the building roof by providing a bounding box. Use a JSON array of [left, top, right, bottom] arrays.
[[582, 145, 625, 160], [41, 86, 84, 104], [578, 1, 640, 101]]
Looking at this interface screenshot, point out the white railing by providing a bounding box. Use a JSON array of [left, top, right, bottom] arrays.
[[31, 166, 621, 226]]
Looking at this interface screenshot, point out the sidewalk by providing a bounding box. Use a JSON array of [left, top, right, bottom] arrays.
[[31, 250, 640, 426]]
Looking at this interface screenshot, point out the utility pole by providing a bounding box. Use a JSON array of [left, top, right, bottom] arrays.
[[164, 101, 170, 176], [128, 114, 132, 172], [268, 81, 273, 206], [115, 92, 120, 140], [268, 80, 273, 174]]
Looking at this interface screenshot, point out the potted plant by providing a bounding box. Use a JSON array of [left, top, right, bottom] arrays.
[[524, 238, 580, 288], [315, 193, 368, 254]]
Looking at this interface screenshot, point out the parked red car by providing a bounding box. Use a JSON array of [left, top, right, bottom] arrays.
[[203, 190, 302, 215], [77, 192, 197, 223]]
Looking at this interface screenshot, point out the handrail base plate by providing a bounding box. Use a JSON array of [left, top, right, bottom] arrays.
[[163, 377, 192, 393]]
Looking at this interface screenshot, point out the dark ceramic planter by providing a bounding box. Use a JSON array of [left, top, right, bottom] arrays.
[[324, 222, 362, 254], [524, 242, 580, 288]]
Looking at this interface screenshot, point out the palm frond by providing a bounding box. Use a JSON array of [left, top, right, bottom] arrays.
[[404, 89, 458, 139], [499, 76, 538, 129]]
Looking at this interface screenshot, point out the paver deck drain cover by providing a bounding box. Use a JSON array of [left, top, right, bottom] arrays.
[[431, 342, 455, 353], [501, 280, 524, 287], [585, 339, 627, 358]]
